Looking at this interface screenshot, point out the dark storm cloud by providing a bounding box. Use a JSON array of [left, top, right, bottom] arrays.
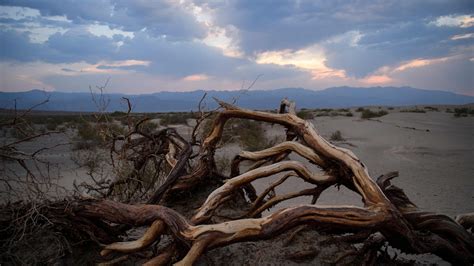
[[0, 0, 113, 23], [0, 0, 217, 76], [0, 27, 118, 63], [110, 0, 207, 40], [212, 0, 351, 53], [0, 29, 44, 61], [207, 0, 473, 76], [0, 0, 207, 40], [0, 24, 302, 80], [116, 31, 240, 77], [0, 16, 71, 29], [210, 0, 473, 52], [116, 32, 306, 79], [0, 20, 275, 81], [46, 29, 118, 63], [325, 20, 469, 77]]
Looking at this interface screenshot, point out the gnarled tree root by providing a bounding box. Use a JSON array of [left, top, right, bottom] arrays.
[[89, 99, 473, 265], [74, 197, 473, 265]]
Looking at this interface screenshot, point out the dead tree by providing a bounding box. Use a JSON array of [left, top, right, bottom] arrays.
[[2, 99, 473, 265]]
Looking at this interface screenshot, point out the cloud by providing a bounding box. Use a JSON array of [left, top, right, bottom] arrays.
[[207, 0, 473, 54], [394, 57, 450, 72], [352, 53, 473, 94], [0, 29, 51, 61], [390, 56, 474, 95], [361, 56, 449, 81], [323, 18, 472, 77], [0, 5, 71, 43], [87, 23, 134, 39], [82, 60, 151, 74], [95, 60, 150, 70], [254, 45, 346, 80], [0, 0, 207, 40], [46, 29, 119, 63], [201, 24, 242, 58], [255, 48, 326, 70], [451, 33, 474, 40], [116, 31, 242, 78], [0, 27, 123, 63], [200, 0, 473, 79], [431, 14, 474, 28], [0, 5, 40, 19], [183, 74, 210, 81], [360, 75, 393, 85]]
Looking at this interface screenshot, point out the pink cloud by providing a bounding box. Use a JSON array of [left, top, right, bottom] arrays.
[[361, 74, 393, 84], [394, 57, 449, 72], [183, 74, 210, 81]]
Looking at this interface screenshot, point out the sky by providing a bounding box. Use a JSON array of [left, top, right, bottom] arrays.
[[0, 0, 473, 95]]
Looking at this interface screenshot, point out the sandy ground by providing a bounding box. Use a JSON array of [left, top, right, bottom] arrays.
[[0, 129, 87, 201], [242, 107, 474, 218], [1, 106, 473, 264], [315, 108, 473, 217], [214, 107, 473, 265]]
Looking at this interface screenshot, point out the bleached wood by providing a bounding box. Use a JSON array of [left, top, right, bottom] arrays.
[[239, 141, 325, 167], [194, 161, 335, 222], [165, 142, 177, 167], [83, 99, 473, 265]]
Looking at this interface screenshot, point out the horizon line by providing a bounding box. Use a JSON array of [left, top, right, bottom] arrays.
[[2, 85, 473, 97]]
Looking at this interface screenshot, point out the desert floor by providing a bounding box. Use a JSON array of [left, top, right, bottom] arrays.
[[251, 108, 474, 217]]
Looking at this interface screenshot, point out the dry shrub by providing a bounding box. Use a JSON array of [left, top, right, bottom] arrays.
[[200, 118, 273, 151], [73, 121, 125, 150], [159, 113, 193, 126], [330, 130, 345, 141], [296, 109, 315, 120], [361, 109, 388, 119]]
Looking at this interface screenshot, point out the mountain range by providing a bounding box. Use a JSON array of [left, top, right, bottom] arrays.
[[1, 87, 473, 112]]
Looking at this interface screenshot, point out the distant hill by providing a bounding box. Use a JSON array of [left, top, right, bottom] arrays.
[[1, 87, 473, 112]]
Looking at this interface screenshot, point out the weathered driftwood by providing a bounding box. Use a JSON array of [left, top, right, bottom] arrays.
[[71, 99, 473, 265], [2, 98, 473, 265]]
